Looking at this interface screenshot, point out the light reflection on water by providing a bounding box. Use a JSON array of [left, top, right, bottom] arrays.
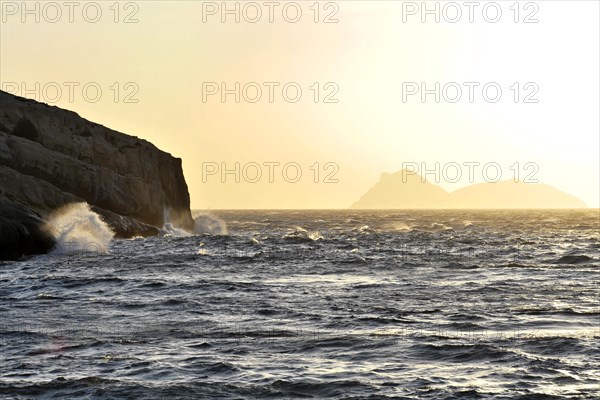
[[0, 210, 598, 399]]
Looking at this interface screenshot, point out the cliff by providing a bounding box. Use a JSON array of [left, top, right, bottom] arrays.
[[352, 170, 587, 209], [0, 90, 194, 259]]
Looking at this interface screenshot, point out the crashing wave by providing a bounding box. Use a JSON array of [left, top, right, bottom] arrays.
[[194, 213, 228, 235], [46, 203, 114, 254], [162, 223, 190, 237], [283, 227, 323, 242]]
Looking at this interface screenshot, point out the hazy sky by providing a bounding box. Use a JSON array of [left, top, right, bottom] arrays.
[[1, 1, 598, 208]]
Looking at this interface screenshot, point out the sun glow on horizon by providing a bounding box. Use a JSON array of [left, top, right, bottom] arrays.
[[1, 1, 598, 208]]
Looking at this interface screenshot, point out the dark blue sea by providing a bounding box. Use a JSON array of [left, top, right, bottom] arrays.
[[1, 210, 599, 399]]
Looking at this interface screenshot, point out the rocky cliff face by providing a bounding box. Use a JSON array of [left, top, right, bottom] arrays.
[[0, 90, 193, 258], [0, 198, 55, 260]]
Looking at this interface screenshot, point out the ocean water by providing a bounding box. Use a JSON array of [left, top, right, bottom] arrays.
[[1, 210, 599, 399]]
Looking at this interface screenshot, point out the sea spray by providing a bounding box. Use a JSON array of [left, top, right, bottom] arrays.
[[46, 203, 114, 254], [282, 226, 323, 242], [162, 223, 190, 237], [194, 213, 228, 235], [162, 206, 191, 236]]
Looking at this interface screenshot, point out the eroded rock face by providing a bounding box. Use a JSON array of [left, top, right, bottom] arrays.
[[0, 90, 193, 258], [0, 198, 54, 260]]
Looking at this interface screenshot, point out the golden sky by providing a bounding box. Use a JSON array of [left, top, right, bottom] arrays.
[[1, 1, 598, 208]]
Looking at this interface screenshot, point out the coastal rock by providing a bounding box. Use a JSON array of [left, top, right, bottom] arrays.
[[0, 90, 193, 258], [0, 198, 54, 260]]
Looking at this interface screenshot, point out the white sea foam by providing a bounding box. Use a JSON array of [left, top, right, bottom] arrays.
[[193, 213, 228, 235], [163, 222, 190, 237], [46, 203, 114, 254], [160, 207, 191, 237], [283, 226, 323, 241]]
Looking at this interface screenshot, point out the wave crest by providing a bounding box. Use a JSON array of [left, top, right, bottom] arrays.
[[194, 214, 228, 235], [46, 203, 114, 254]]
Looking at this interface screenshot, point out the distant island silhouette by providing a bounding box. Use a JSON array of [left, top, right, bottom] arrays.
[[352, 170, 587, 209]]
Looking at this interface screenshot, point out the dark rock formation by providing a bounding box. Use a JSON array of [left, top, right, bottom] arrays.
[[352, 170, 587, 209], [0, 198, 54, 260], [0, 90, 193, 258]]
